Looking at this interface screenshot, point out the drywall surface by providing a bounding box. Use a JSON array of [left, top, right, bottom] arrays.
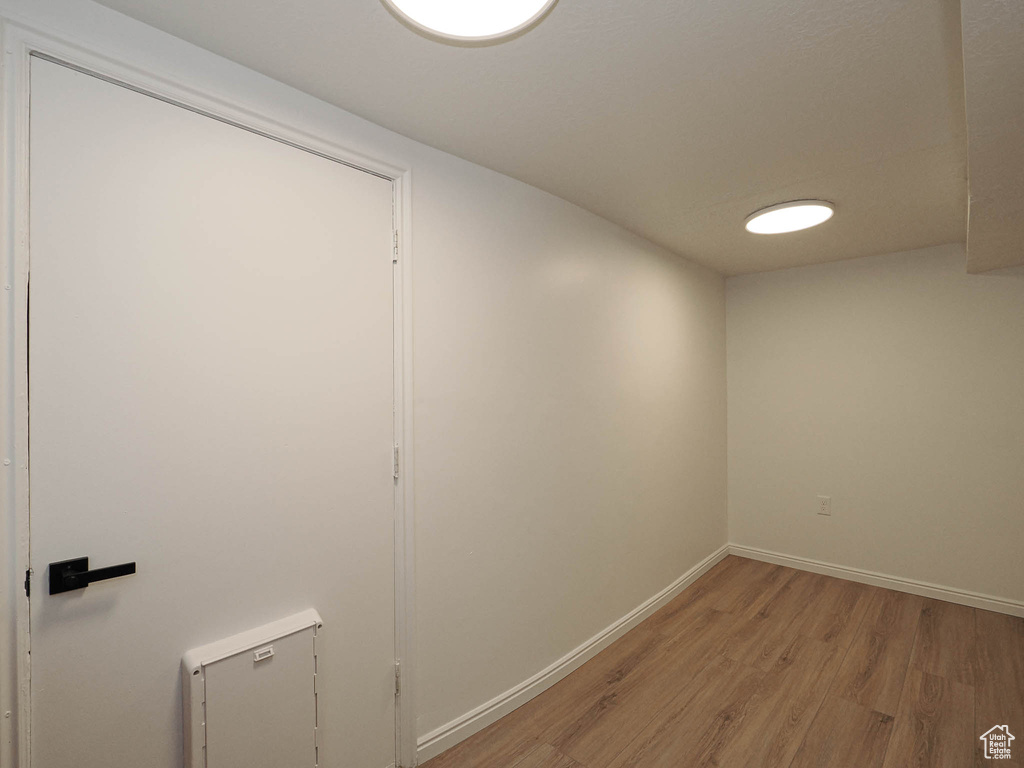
[[412, 153, 727, 738], [727, 243, 1024, 603], [961, 0, 1024, 272], [0, 0, 728, 755]]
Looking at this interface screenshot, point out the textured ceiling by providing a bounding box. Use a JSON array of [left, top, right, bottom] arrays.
[[92, 0, 969, 275], [961, 0, 1024, 273]]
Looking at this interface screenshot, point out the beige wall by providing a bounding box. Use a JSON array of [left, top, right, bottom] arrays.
[[413, 149, 728, 737], [727, 243, 1024, 604]]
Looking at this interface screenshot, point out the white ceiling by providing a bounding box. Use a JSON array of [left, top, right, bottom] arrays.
[[961, 0, 1024, 273], [93, 0, 969, 275]]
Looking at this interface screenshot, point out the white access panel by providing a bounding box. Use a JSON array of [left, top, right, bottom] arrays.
[[182, 610, 323, 768]]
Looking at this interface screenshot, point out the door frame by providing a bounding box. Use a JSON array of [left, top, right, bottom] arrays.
[[0, 15, 418, 768]]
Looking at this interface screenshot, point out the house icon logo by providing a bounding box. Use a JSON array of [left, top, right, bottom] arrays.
[[980, 725, 1015, 759]]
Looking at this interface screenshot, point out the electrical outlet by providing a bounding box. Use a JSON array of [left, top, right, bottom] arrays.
[[817, 496, 831, 516]]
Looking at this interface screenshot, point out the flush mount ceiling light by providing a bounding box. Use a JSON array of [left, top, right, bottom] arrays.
[[744, 200, 835, 235], [383, 0, 558, 42]]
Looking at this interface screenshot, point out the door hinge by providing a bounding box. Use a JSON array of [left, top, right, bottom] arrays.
[[393, 444, 400, 479], [394, 660, 401, 697], [24, 569, 31, 598], [393, 231, 399, 263]]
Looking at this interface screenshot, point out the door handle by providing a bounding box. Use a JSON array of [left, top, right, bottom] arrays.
[[48, 556, 137, 595]]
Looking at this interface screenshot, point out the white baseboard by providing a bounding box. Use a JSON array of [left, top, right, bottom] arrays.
[[728, 544, 1024, 618], [415, 543, 730, 764], [415, 541, 1023, 765]]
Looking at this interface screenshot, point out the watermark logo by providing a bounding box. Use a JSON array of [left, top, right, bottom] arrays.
[[980, 725, 1015, 760]]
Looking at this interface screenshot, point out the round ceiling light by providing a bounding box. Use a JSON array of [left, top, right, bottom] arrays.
[[744, 200, 835, 235], [383, 0, 558, 42]]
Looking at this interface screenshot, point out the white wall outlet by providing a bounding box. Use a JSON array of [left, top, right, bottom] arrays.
[[817, 495, 832, 516]]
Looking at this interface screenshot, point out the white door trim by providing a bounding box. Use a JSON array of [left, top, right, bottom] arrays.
[[0, 16, 418, 768]]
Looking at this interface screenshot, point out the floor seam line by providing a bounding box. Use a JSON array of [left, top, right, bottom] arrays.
[[780, 586, 874, 768], [876, 599, 924, 768]]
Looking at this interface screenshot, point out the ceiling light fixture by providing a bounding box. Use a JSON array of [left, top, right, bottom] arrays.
[[744, 200, 835, 234], [382, 0, 558, 42]]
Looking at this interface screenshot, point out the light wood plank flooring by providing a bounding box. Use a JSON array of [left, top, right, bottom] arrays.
[[422, 555, 1024, 768]]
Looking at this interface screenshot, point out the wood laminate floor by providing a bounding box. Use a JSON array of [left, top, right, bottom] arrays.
[[422, 555, 1024, 768]]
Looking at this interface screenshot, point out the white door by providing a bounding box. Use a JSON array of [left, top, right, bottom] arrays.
[[28, 57, 397, 768]]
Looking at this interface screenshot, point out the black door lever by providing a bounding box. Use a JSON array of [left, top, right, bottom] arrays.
[[48, 557, 136, 595]]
